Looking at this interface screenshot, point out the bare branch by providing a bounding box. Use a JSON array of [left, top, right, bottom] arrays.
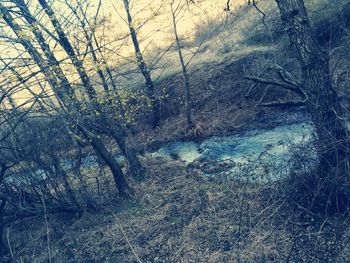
[[244, 75, 305, 97]]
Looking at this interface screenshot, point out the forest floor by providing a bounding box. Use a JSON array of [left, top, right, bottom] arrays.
[[10, 156, 350, 262]]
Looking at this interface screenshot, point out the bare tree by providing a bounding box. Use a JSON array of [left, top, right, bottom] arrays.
[[122, 0, 160, 128], [170, 0, 194, 128], [39, 0, 143, 178]]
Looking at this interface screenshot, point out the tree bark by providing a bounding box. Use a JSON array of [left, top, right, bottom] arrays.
[[35, 0, 141, 187], [0, 197, 7, 258], [38, 0, 97, 101], [273, 0, 350, 213], [50, 154, 81, 212], [0, 3, 67, 105], [0, 165, 7, 186], [14, 0, 77, 102]]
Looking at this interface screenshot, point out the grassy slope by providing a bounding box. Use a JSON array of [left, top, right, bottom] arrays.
[[7, 0, 350, 262]]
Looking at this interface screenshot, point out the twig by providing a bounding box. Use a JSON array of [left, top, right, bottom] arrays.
[[40, 192, 52, 263], [6, 227, 13, 259], [110, 211, 143, 263], [250, 0, 268, 33], [285, 237, 297, 263]]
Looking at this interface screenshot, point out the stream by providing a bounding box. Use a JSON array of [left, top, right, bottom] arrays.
[[152, 121, 316, 181], [7, 114, 319, 186]]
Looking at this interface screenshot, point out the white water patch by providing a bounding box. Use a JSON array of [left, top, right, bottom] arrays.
[[151, 141, 201, 163], [153, 122, 315, 178]]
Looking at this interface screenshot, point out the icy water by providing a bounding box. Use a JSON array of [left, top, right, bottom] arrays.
[[152, 122, 315, 180]]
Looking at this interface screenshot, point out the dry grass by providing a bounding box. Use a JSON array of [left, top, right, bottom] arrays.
[[6, 156, 350, 263]]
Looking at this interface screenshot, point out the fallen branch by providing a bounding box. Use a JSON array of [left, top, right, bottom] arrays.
[[260, 99, 307, 107], [245, 75, 304, 96], [268, 65, 301, 89]]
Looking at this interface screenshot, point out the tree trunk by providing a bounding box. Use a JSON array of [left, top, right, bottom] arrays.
[[1, 3, 132, 197], [0, 3, 68, 105], [84, 132, 133, 197], [0, 198, 7, 258], [0, 165, 6, 186], [36, 0, 141, 186], [170, 4, 194, 128], [109, 128, 144, 179], [38, 0, 97, 101], [72, 3, 127, 119], [122, 0, 160, 128], [51, 154, 81, 213], [15, 0, 77, 102]]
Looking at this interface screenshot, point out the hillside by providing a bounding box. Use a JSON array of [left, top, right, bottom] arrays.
[[128, 0, 350, 152]]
